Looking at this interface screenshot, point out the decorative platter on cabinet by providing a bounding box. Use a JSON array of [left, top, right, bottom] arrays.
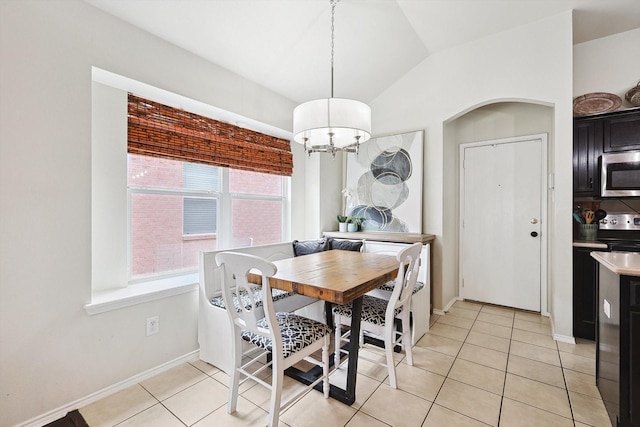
[[573, 92, 622, 116]]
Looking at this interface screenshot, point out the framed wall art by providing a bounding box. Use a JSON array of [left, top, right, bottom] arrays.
[[344, 130, 423, 233]]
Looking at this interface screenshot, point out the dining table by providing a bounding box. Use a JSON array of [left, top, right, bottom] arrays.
[[254, 249, 400, 405]]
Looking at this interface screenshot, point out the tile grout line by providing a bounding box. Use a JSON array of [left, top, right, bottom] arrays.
[[108, 383, 164, 427], [425, 303, 502, 426], [556, 341, 580, 427], [157, 401, 189, 427], [415, 309, 471, 425], [345, 305, 583, 426], [346, 372, 386, 427], [141, 376, 224, 427], [92, 302, 602, 427], [496, 311, 516, 427], [441, 304, 582, 426]]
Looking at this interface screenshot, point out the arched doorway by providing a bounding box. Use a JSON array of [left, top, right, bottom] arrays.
[[442, 101, 553, 314]]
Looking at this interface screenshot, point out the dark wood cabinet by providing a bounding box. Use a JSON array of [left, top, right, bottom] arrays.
[[574, 109, 640, 197], [598, 271, 640, 427], [573, 247, 598, 340], [603, 110, 640, 152], [621, 277, 640, 427], [573, 117, 603, 196]]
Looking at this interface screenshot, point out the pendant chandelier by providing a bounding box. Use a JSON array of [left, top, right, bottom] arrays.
[[292, 0, 371, 158]]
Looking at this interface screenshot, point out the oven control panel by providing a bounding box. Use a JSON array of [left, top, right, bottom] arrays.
[[600, 213, 640, 231]]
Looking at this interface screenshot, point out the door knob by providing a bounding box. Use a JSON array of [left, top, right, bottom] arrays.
[[530, 218, 538, 224], [531, 231, 538, 237]]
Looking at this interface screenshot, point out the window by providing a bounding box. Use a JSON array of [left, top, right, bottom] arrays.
[[127, 154, 286, 281], [182, 162, 219, 235], [125, 93, 291, 283], [183, 198, 217, 235], [89, 73, 293, 314]]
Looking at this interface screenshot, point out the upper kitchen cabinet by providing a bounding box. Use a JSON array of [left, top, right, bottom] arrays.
[[574, 116, 603, 196], [574, 109, 640, 197], [603, 109, 640, 152]]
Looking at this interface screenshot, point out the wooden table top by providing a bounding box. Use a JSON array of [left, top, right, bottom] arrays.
[[265, 250, 399, 304]]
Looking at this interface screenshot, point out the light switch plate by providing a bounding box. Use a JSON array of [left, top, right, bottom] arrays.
[[604, 299, 611, 319]]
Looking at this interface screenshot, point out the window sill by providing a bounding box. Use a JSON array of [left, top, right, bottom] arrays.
[[85, 273, 199, 315], [182, 233, 217, 241]]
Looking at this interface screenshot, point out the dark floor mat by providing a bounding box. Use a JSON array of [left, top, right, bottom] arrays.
[[44, 410, 89, 427]]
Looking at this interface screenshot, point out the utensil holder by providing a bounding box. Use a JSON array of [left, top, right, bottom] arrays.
[[578, 224, 598, 241]]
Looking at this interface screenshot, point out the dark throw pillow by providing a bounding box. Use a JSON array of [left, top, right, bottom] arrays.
[[328, 238, 364, 252], [292, 238, 330, 257]]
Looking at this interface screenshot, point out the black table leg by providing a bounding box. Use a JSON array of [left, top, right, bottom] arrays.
[[324, 301, 334, 328], [342, 296, 363, 404], [285, 297, 362, 405]]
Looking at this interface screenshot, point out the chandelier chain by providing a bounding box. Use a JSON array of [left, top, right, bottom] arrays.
[[292, 0, 370, 156], [330, 0, 338, 98]]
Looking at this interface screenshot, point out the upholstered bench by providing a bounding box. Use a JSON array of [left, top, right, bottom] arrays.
[[377, 279, 425, 294], [198, 238, 430, 374], [360, 240, 431, 345], [198, 242, 323, 375], [209, 287, 295, 311], [317, 238, 431, 345]]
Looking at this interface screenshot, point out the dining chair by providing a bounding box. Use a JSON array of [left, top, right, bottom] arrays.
[[215, 251, 331, 427], [332, 242, 422, 389]]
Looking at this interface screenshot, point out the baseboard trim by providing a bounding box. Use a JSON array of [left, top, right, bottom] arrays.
[[548, 313, 576, 344], [15, 350, 200, 427], [553, 334, 576, 344], [433, 296, 460, 315]]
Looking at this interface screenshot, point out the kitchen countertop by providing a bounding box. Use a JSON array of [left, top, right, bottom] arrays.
[[591, 251, 640, 277], [573, 240, 608, 249]]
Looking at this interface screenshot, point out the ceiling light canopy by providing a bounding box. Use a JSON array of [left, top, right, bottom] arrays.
[[292, 0, 371, 158]]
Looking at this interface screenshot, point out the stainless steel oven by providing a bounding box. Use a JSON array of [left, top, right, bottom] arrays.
[[601, 151, 640, 197], [597, 213, 640, 251]]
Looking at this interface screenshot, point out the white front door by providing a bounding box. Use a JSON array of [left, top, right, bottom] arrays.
[[460, 135, 546, 312]]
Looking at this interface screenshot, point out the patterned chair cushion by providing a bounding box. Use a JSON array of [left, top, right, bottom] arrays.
[[378, 279, 424, 294], [210, 287, 294, 311], [332, 295, 401, 326], [241, 312, 331, 359]]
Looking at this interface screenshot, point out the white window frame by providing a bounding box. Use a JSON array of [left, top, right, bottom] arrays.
[[87, 67, 293, 315], [127, 165, 288, 283], [219, 168, 289, 249]]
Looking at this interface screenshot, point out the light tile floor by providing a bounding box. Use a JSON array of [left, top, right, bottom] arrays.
[[80, 301, 613, 427]]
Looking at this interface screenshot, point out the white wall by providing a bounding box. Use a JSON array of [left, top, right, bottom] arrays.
[[0, 1, 304, 426], [300, 153, 343, 240], [92, 82, 128, 292], [369, 12, 574, 336], [574, 28, 640, 107]]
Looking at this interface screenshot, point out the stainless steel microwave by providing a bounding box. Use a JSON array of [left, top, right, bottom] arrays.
[[601, 151, 640, 197]]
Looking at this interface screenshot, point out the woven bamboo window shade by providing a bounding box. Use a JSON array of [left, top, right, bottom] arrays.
[[127, 94, 293, 176]]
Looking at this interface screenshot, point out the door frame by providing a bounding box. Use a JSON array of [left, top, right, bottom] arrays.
[[458, 133, 548, 314]]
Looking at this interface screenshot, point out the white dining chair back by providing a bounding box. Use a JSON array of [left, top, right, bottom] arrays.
[[215, 251, 331, 427], [388, 243, 421, 323], [333, 242, 422, 389]]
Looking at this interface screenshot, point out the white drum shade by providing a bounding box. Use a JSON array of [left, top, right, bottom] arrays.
[[293, 98, 371, 148]]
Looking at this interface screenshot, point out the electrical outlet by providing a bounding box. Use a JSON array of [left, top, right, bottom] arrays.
[[146, 316, 159, 336]]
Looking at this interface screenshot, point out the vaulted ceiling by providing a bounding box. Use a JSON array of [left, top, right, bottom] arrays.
[[85, 0, 640, 105]]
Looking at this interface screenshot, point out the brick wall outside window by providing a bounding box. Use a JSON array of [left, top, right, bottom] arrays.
[[128, 155, 283, 278]]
